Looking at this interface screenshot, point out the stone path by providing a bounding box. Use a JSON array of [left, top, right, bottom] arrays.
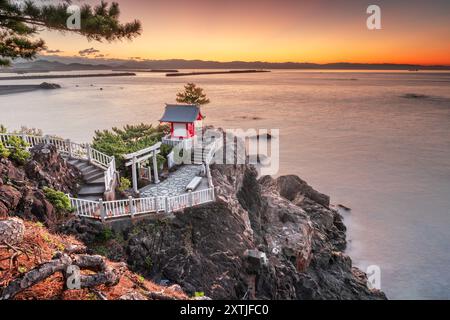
[[139, 164, 205, 197]]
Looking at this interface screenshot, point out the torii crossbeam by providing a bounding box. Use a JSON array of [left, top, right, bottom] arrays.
[[123, 142, 162, 194]]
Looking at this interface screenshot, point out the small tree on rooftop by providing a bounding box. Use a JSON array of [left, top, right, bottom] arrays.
[[176, 83, 210, 106], [0, 0, 142, 66]]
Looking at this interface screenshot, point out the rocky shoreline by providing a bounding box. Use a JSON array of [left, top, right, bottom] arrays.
[[1, 143, 386, 299], [63, 163, 386, 300]]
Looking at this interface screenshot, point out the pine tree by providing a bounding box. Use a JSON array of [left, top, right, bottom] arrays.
[[176, 83, 210, 105], [0, 0, 141, 66]]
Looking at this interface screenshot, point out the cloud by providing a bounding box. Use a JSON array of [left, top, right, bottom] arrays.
[[78, 47, 100, 56], [95, 54, 106, 58], [44, 49, 63, 54]]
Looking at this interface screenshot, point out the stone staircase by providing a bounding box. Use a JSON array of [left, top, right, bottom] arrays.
[[192, 147, 205, 165], [67, 158, 106, 201]]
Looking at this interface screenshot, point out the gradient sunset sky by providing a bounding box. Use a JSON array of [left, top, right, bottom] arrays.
[[41, 0, 450, 65]]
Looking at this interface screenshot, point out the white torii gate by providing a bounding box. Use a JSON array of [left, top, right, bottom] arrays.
[[123, 142, 161, 194]]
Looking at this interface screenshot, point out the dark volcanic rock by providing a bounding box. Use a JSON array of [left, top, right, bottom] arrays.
[[260, 175, 330, 207], [25, 144, 82, 193], [38, 82, 61, 90], [85, 163, 385, 300], [0, 144, 82, 225]]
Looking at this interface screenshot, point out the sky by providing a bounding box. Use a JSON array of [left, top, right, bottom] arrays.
[[39, 0, 450, 65]]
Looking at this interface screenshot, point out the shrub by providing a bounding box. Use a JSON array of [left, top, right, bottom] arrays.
[[0, 141, 10, 159], [118, 177, 131, 192], [6, 136, 30, 165], [96, 227, 114, 243], [92, 123, 171, 174], [43, 187, 72, 213]]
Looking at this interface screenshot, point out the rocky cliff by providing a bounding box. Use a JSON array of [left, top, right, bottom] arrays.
[[67, 163, 385, 300], [0, 144, 82, 225]]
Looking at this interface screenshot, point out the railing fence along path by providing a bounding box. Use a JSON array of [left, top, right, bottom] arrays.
[[1, 132, 218, 222], [0, 133, 116, 191], [68, 187, 215, 222]]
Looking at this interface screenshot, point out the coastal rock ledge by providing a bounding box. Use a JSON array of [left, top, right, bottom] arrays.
[[68, 164, 385, 300]]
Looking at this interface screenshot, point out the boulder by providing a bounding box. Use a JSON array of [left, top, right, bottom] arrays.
[[0, 144, 82, 225], [25, 144, 82, 193], [260, 175, 330, 207]]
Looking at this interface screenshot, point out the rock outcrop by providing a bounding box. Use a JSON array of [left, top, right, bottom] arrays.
[[0, 144, 82, 224], [73, 163, 385, 300]]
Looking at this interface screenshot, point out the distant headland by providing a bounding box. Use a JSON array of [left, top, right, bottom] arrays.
[[0, 72, 136, 81], [2, 58, 450, 73]]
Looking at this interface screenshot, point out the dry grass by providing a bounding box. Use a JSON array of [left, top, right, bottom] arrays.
[[0, 221, 187, 300]]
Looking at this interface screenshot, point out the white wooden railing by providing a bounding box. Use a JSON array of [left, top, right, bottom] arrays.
[[162, 135, 193, 149], [1, 133, 217, 222], [68, 187, 215, 221], [0, 133, 116, 192]]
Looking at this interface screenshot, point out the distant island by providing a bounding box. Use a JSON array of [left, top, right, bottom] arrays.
[[113, 69, 179, 73], [0, 82, 61, 96], [2, 58, 450, 73], [0, 72, 136, 81], [166, 70, 270, 77]]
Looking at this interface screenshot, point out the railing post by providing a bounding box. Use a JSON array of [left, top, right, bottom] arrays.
[[189, 190, 193, 207], [165, 197, 170, 213], [99, 199, 106, 223], [129, 196, 135, 218], [86, 144, 92, 163], [21, 133, 28, 146], [154, 197, 159, 212], [44, 135, 50, 144], [66, 139, 72, 158]]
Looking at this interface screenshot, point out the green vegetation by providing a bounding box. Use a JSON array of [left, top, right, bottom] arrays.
[[176, 83, 210, 105], [137, 275, 145, 284], [0, 140, 9, 158], [194, 292, 205, 298], [43, 187, 72, 213], [144, 256, 153, 271], [96, 227, 115, 243], [0, 0, 141, 66], [118, 177, 131, 192], [6, 136, 30, 165], [92, 123, 171, 173]]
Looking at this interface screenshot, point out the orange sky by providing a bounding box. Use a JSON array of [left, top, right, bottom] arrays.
[[41, 0, 450, 65]]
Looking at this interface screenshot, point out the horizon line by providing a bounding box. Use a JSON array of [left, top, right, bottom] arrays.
[[33, 56, 450, 68]]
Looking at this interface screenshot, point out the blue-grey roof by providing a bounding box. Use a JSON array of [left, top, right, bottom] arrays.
[[160, 104, 201, 123]]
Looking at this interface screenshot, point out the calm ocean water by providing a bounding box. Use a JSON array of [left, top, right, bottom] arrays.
[[1, 70, 449, 299]]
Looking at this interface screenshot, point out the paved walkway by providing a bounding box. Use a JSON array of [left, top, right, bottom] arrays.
[[139, 164, 205, 197]]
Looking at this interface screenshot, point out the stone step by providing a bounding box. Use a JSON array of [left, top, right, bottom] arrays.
[[87, 176, 106, 184], [78, 185, 106, 196], [84, 171, 105, 182], [67, 159, 85, 168], [74, 162, 91, 170], [80, 165, 102, 175], [78, 195, 103, 202]]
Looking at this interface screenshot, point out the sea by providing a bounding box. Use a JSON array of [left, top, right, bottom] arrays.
[[1, 69, 449, 299]]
